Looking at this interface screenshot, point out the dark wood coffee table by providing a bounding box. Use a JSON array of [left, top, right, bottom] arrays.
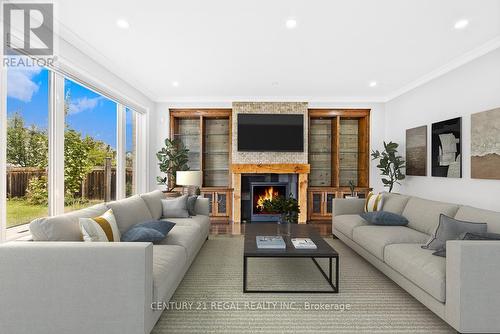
[[243, 223, 339, 293]]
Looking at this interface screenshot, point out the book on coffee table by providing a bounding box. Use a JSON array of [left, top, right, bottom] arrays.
[[256, 236, 286, 249], [291, 238, 317, 249]]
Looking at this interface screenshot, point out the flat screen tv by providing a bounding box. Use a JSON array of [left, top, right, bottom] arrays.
[[237, 114, 304, 152]]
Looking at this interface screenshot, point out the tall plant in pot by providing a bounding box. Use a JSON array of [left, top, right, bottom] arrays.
[[371, 141, 405, 193], [156, 138, 190, 193]]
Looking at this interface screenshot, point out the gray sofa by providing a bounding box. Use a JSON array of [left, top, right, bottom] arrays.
[[332, 192, 500, 333], [0, 190, 209, 334]]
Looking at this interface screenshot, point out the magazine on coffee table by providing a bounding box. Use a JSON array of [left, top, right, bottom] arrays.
[[291, 238, 317, 249], [256, 236, 286, 249]]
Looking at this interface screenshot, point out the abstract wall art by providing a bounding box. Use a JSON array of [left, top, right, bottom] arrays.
[[471, 108, 500, 180], [431, 117, 461, 178], [406, 125, 427, 176]]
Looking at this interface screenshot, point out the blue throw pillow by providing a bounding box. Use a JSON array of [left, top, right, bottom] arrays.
[[121, 220, 175, 243], [361, 211, 409, 226]]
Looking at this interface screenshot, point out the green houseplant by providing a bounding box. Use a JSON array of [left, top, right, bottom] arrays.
[[371, 141, 405, 193], [156, 138, 190, 192], [262, 194, 300, 224]]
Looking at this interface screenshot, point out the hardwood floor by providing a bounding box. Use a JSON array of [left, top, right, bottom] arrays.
[[209, 221, 332, 236]]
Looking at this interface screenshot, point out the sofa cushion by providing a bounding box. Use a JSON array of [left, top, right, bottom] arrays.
[[157, 225, 204, 261], [140, 190, 164, 220], [163, 215, 210, 237], [106, 195, 153, 234], [161, 195, 189, 218], [402, 197, 459, 235], [352, 225, 429, 260], [30, 203, 109, 241], [152, 245, 187, 302], [333, 214, 369, 239], [79, 209, 121, 242], [455, 205, 500, 234], [381, 193, 411, 215], [384, 243, 446, 302]]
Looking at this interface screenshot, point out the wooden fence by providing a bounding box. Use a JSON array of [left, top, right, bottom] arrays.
[[7, 165, 133, 200]]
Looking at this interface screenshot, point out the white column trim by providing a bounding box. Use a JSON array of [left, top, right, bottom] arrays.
[[0, 61, 7, 243], [135, 111, 148, 194], [116, 104, 126, 200], [48, 72, 65, 215]]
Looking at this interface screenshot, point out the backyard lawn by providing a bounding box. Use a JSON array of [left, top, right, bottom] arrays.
[[7, 198, 102, 228]]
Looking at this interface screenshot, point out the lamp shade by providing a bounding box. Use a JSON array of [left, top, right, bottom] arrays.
[[176, 171, 202, 187]]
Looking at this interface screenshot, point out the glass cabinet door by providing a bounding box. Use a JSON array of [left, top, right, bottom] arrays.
[[326, 193, 336, 214], [312, 193, 322, 214], [216, 192, 227, 215]]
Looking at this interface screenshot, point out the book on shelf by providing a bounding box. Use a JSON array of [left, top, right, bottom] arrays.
[[256, 236, 286, 249], [291, 238, 317, 249]]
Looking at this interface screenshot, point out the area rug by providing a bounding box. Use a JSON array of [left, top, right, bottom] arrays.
[[152, 236, 454, 333]]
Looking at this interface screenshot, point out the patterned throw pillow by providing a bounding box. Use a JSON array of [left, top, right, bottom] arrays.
[[79, 209, 121, 242], [364, 192, 383, 212]]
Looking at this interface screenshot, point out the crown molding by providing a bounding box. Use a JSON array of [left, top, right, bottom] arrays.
[[384, 35, 500, 102]]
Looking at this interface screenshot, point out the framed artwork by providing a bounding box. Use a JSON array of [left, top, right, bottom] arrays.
[[471, 107, 500, 180], [406, 125, 427, 176], [431, 117, 461, 178]]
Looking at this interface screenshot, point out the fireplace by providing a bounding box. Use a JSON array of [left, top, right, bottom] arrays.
[[250, 182, 289, 222]]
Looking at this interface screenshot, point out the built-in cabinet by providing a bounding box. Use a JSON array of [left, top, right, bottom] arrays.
[[170, 109, 233, 222], [308, 109, 371, 221], [170, 108, 371, 223]]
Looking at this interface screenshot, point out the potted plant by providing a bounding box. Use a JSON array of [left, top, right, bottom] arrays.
[[371, 141, 406, 192], [262, 194, 300, 224], [345, 180, 358, 199], [156, 138, 190, 195]]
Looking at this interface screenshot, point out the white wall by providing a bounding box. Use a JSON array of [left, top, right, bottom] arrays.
[[149, 101, 386, 193], [385, 47, 500, 210]]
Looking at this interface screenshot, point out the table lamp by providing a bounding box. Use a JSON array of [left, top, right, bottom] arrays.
[[176, 171, 202, 195]]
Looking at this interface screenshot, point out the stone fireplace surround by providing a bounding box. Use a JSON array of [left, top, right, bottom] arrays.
[[231, 102, 310, 224]]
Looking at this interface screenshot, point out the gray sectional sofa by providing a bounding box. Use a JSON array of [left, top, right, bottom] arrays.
[[332, 192, 500, 333], [0, 190, 209, 334]]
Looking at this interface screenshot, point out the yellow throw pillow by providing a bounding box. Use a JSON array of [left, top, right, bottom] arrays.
[[79, 209, 121, 242], [365, 192, 383, 212]]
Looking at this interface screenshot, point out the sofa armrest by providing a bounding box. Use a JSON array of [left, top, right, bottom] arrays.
[[332, 198, 365, 217], [0, 242, 153, 334], [195, 197, 210, 216], [445, 240, 500, 333]]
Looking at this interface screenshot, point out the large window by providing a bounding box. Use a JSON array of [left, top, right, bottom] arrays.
[[2, 62, 144, 240], [6, 65, 49, 228], [64, 79, 118, 211]]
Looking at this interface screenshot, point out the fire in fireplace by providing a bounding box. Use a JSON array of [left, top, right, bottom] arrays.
[[251, 182, 288, 221]]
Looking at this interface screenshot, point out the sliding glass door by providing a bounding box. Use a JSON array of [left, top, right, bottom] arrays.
[[1, 64, 144, 240]]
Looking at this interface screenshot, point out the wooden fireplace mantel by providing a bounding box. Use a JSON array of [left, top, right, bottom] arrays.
[[231, 163, 310, 224], [231, 163, 310, 174]]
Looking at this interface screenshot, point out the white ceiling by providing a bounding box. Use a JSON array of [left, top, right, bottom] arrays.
[[55, 0, 500, 102]]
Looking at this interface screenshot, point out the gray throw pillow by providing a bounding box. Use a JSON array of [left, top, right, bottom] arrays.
[[187, 195, 197, 216], [459, 231, 500, 240], [432, 231, 500, 257], [422, 214, 487, 251], [360, 211, 409, 226], [161, 195, 189, 218], [121, 220, 175, 243]]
